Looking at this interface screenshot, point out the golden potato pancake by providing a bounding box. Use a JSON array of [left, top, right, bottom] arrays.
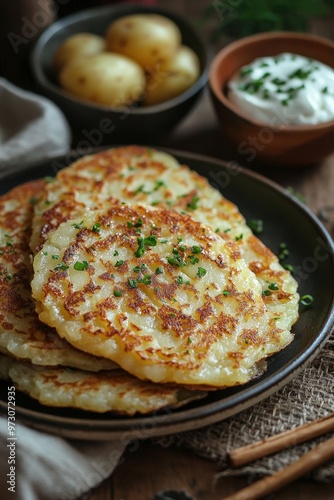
[[0, 181, 115, 371], [30, 146, 299, 338], [0, 354, 205, 415], [31, 203, 293, 387]]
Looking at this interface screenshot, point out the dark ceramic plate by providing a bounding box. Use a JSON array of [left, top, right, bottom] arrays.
[[0, 149, 333, 440]]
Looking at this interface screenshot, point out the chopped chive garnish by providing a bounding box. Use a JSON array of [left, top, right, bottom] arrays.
[[134, 235, 158, 257], [262, 290, 271, 296], [144, 235, 157, 247], [240, 67, 253, 77], [196, 267, 206, 278], [128, 278, 137, 289], [191, 246, 202, 254], [143, 274, 151, 285], [286, 187, 305, 203], [300, 294, 314, 307], [114, 290, 122, 297], [271, 77, 286, 86], [52, 254, 59, 260], [239, 80, 264, 93], [72, 220, 84, 229], [113, 250, 119, 256], [223, 290, 229, 296], [134, 238, 146, 258], [248, 219, 263, 234], [235, 234, 243, 241], [268, 282, 279, 291], [115, 260, 124, 267], [177, 276, 183, 284], [263, 88, 270, 99], [283, 263, 295, 272], [186, 195, 200, 210], [289, 68, 313, 80], [134, 184, 145, 195], [188, 255, 199, 265], [54, 263, 69, 271], [154, 180, 165, 190], [74, 260, 88, 271], [155, 267, 163, 274], [167, 256, 186, 267], [92, 223, 101, 233]]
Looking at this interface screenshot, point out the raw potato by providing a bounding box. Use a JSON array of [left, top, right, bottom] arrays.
[[143, 45, 200, 106], [53, 33, 106, 71], [59, 52, 145, 107], [106, 14, 181, 70]]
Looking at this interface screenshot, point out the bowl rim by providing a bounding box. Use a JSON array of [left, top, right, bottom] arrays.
[[209, 30, 334, 132], [31, 3, 209, 115]]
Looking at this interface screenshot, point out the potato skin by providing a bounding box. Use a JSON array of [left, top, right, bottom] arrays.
[[143, 45, 200, 106], [105, 14, 181, 70], [59, 53, 146, 107], [53, 33, 106, 71]]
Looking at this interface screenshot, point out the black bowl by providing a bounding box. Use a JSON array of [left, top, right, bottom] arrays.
[[30, 4, 209, 144]]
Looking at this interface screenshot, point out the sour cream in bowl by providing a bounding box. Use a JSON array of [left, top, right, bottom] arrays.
[[228, 53, 334, 126], [209, 32, 334, 167]]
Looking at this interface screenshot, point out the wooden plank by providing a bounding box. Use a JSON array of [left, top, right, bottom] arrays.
[[88, 442, 334, 500]]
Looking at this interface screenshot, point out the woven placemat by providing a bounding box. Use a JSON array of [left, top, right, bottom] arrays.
[[155, 333, 334, 482]]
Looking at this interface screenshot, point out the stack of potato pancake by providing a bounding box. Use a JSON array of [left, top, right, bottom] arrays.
[[0, 146, 299, 415]]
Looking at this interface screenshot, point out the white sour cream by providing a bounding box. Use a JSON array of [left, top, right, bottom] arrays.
[[228, 52, 334, 125]]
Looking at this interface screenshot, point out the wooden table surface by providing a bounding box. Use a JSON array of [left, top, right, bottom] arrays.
[[1, 2, 333, 499]]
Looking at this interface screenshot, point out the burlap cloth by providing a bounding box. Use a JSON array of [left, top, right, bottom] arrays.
[[155, 333, 334, 482]]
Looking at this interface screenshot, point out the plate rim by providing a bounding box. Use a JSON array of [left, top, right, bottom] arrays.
[[0, 146, 333, 440]]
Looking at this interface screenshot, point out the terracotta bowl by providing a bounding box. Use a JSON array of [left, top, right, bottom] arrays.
[[209, 32, 334, 167]]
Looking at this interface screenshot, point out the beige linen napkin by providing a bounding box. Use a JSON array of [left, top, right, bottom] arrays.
[[0, 78, 71, 170], [0, 82, 126, 499]]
